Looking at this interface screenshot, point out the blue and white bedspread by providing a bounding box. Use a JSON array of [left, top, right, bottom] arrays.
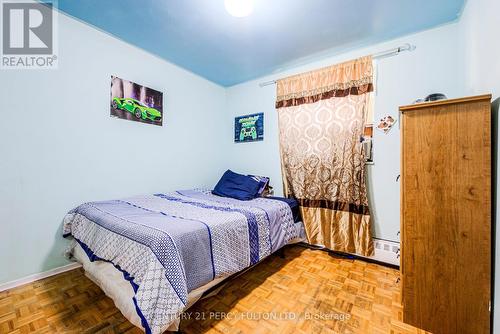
[[62, 189, 298, 334]]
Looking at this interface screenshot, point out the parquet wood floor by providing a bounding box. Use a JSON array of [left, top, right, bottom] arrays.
[[0, 245, 429, 334]]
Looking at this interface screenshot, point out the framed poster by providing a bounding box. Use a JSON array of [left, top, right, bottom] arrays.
[[110, 75, 163, 126], [234, 113, 264, 143]]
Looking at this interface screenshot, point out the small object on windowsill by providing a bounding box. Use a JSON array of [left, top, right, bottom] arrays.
[[365, 161, 375, 165], [425, 93, 447, 102], [413, 93, 448, 104]]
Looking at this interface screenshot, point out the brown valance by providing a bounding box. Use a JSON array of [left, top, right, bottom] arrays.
[[276, 56, 373, 109]]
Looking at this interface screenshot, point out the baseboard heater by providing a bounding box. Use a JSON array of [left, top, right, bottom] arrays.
[[301, 238, 400, 267], [359, 238, 400, 266]]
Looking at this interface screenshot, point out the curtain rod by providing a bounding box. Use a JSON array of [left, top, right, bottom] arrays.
[[258, 43, 416, 87]]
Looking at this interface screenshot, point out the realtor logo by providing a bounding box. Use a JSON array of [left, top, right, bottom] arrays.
[[1, 0, 58, 69]]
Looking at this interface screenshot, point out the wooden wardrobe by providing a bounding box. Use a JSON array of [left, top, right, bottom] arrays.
[[399, 94, 492, 334]]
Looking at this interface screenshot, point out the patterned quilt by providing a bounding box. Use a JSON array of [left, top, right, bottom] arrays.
[[62, 189, 298, 334]]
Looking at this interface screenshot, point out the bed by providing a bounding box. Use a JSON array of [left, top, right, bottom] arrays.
[[63, 189, 305, 334]]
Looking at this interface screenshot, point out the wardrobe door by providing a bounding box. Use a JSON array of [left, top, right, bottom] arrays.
[[400, 95, 491, 334]]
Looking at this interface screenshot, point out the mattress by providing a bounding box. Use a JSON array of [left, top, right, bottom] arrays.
[[63, 189, 303, 333], [71, 242, 225, 331], [70, 220, 306, 332]]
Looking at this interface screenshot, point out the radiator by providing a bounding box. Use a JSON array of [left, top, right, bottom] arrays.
[[306, 238, 400, 266], [361, 238, 400, 266]]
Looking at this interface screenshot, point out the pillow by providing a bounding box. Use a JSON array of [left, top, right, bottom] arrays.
[[249, 175, 270, 196], [212, 170, 261, 200]]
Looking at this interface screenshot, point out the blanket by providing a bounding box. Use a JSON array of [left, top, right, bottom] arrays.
[[62, 189, 298, 334]]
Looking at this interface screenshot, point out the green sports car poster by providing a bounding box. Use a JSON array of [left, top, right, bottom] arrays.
[[234, 113, 264, 143], [110, 76, 163, 126]]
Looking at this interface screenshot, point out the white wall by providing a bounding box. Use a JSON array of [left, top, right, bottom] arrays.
[[0, 13, 227, 284], [225, 23, 464, 242], [459, 0, 500, 331], [460, 0, 500, 98]]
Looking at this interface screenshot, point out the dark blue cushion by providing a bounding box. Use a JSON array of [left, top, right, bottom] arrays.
[[212, 170, 261, 200]]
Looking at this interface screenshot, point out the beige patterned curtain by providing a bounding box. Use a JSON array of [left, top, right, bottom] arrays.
[[276, 56, 374, 256]]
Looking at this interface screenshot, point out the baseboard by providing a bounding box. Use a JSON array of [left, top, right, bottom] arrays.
[[0, 262, 82, 292]]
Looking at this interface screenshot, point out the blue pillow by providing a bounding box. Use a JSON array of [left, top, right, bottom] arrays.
[[213, 170, 261, 200]]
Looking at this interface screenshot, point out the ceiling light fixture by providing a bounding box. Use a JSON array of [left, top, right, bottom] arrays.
[[224, 0, 254, 17]]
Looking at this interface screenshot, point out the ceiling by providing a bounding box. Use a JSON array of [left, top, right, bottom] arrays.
[[58, 0, 465, 86]]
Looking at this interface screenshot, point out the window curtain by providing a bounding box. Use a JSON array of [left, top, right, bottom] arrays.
[[276, 56, 374, 256]]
